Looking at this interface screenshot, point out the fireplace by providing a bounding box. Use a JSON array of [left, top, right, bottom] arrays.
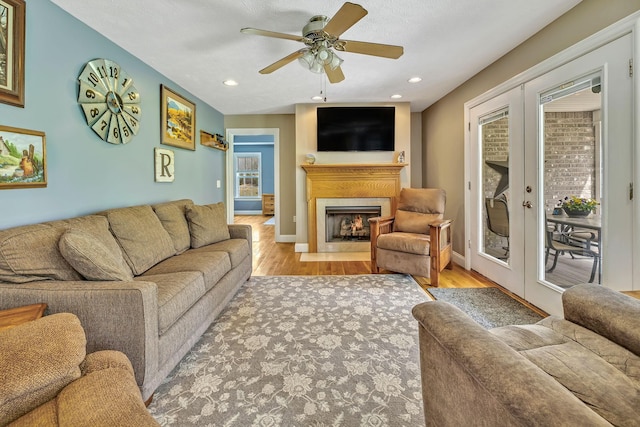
[[301, 163, 406, 253], [316, 197, 391, 252], [325, 206, 381, 243]]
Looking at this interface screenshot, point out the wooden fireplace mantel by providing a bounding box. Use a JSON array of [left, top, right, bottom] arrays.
[[301, 163, 407, 252]]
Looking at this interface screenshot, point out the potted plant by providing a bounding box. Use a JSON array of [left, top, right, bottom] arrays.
[[559, 196, 599, 217]]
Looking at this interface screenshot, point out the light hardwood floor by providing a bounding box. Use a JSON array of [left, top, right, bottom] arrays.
[[235, 215, 547, 317]]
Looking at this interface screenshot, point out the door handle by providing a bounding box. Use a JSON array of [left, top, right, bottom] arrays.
[[522, 201, 533, 208]]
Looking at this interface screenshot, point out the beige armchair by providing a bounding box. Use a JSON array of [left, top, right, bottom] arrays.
[[369, 188, 452, 286]]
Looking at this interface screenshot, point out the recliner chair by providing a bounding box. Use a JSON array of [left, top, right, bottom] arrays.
[[369, 188, 452, 286]]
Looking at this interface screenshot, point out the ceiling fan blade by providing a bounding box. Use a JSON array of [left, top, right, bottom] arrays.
[[323, 2, 367, 38], [336, 39, 403, 59], [259, 50, 305, 74], [324, 64, 345, 84], [241, 27, 306, 43]]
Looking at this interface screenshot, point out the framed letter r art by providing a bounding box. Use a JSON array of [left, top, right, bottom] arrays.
[[154, 148, 175, 182]]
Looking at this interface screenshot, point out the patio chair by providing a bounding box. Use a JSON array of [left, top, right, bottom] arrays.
[[485, 197, 509, 258]]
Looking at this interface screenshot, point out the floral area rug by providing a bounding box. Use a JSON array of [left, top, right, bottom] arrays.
[[149, 274, 429, 427]]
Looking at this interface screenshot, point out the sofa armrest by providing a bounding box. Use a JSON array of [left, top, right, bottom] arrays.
[[228, 224, 252, 259], [0, 280, 158, 389], [411, 301, 611, 426], [81, 350, 135, 377], [0, 313, 86, 426], [562, 283, 640, 356]]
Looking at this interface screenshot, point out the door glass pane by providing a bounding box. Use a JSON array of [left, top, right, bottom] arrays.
[[480, 108, 510, 262], [541, 74, 602, 287]]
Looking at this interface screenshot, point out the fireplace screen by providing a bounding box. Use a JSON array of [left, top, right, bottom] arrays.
[[325, 206, 382, 242]]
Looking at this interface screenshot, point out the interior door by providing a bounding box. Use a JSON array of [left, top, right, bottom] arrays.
[[523, 34, 634, 315], [469, 87, 524, 297]]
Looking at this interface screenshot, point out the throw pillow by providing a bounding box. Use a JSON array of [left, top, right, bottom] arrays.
[[153, 204, 191, 254], [0, 224, 82, 283], [186, 203, 230, 248], [105, 205, 176, 275], [59, 229, 133, 281]]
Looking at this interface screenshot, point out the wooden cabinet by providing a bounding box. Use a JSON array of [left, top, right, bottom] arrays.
[[262, 193, 274, 215]]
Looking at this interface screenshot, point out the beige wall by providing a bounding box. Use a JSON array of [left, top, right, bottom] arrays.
[[224, 114, 296, 235], [422, 0, 640, 256], [410, 112, 423, 187], [295, 102, 412, 246]]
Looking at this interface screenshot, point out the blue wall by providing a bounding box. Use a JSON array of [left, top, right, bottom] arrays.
[[0, 2, 226, 229], [233, 139, 274, 212]]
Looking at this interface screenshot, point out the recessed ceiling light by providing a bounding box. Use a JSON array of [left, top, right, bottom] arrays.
[[391, 94, 402, 99], [311, 95, 324, 101], [223, 79, 238, 86], [408, 77, 422, 83]]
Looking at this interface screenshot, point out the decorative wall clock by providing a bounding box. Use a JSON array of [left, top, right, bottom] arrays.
[[77, 59, 141, 144]]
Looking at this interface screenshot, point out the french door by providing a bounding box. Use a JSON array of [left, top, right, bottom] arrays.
[[523, 34, 634, 315], [469, 33, 634, 315], [469, 87, 524, 297]]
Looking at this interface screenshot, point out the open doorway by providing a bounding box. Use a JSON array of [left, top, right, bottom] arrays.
[[226, 128, 281, 240]]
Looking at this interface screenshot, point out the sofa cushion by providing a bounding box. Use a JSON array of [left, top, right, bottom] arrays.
[[0, 224, 82, 283], [59, 229, 134, 281], [105, 205, 176, 275], [0, 313, 86, 425], [142, 251, 231, 292], [376, 232, 430, 256], [153, 204, 191, 254], [491, 319, 640, 425], [393, 188, 445, 234], [189, 238, 250, 268], [136, 271, 205, 334], [185, 203, 230, 248]]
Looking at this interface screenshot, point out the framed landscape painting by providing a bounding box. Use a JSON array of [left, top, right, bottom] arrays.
[[0, 125, 47, 189], [0, 0, 25, 107], [160, 85, 196, 150]]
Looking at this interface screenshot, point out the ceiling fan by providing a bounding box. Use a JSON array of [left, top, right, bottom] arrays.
[[241, 2, 403, 84]]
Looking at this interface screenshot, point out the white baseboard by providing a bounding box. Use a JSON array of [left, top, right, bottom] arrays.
[[234, 210, 262, 215], [452, 251, 465, 267], [295, 243, 309, 253], [276, 234, 296, 243]]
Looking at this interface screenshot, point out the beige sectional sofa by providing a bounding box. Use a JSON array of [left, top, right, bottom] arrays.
[[412, 284, 640, 426], [0, 199, 252, 401]]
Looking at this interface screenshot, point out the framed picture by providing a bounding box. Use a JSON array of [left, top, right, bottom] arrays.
[[154, 147, 175, 182], [160, 85, 196, 150], [0, 0, 25, 107], [0, 125, 47, 189]]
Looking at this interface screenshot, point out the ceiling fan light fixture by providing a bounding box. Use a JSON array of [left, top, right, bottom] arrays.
[[329, 51, 343, 70], [298, 49, 316, 69]]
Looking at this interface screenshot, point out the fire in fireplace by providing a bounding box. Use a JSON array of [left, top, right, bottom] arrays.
[[325, 206, 382, 242]]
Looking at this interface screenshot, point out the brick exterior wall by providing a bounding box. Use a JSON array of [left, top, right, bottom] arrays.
[[480, 111, 597, 256], [543, 111, 596, 211]]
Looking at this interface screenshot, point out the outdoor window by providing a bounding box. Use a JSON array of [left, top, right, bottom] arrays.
[[234, 153, 261, 199]]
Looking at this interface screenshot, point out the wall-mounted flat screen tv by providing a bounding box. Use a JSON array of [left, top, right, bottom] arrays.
[[316, 106, 395, 151]]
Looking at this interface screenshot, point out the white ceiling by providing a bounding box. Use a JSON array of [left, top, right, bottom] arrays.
[[51, 0, 582, 115]]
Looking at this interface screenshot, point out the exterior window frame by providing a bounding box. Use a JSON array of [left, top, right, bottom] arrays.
[[234, 152, 262, 199]]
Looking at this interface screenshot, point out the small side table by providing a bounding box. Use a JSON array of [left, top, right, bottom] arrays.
[[0, 303, 47, 332]]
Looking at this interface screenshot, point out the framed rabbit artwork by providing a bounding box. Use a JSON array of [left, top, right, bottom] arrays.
[[0, 125, 47, 189]]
